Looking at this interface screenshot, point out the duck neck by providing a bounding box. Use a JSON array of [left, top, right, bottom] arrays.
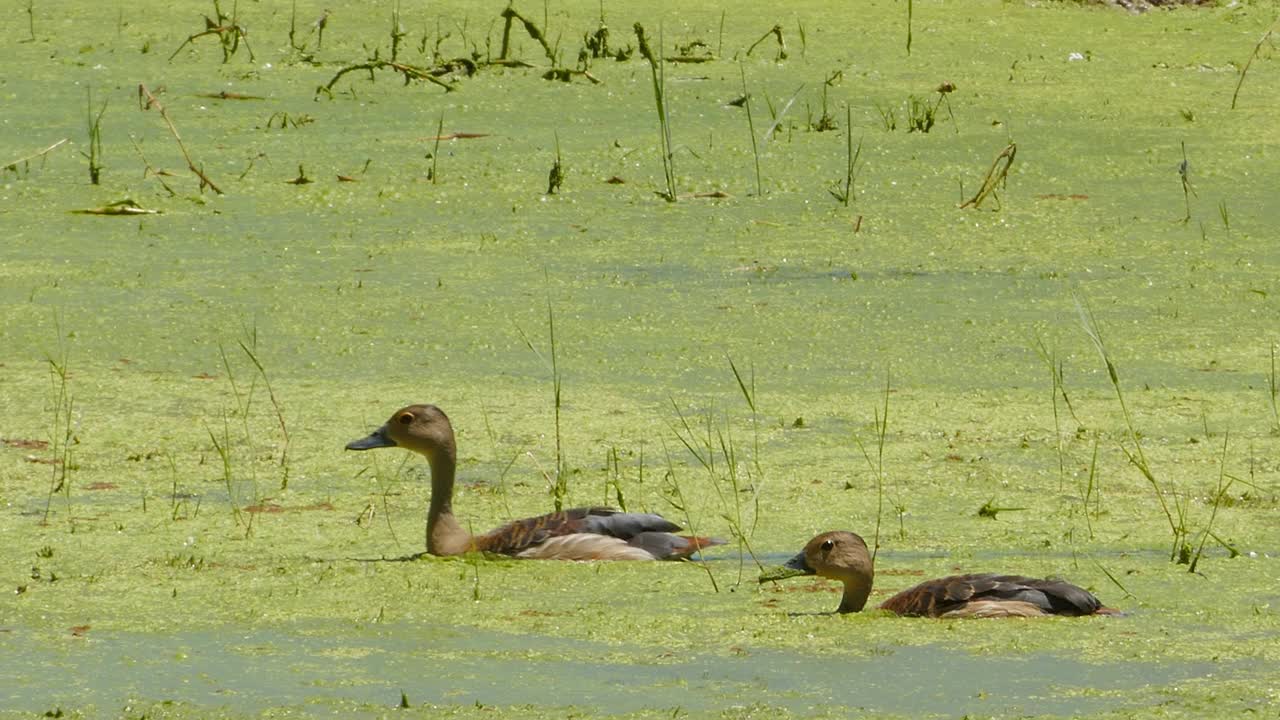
[[837, 573, 874, 614], [425, 446, 471, 555]]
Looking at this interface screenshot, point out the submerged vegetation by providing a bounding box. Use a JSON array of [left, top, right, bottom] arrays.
[[2, 0, 1279, 718]]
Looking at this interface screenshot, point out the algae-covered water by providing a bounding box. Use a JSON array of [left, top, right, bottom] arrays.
[[2, 1, 1279, 717]]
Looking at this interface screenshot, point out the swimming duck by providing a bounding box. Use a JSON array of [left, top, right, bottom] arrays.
[[346, 404, 723, 560], [760, 531, 1116, 617]]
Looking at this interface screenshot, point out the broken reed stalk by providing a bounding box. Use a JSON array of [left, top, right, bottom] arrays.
[[24, 0, 35, 42], [137, 84, 223, 194], [1178, 141, 1196, 224], [634, 23, 677, 202], [739, 64, 762, 196], [959, 142, 1015, 210], [762, 84, 805, 142], [42, 317, 75, 527], [4, 138, 68, 175], [500, 6, 556, 65], [1230, 17, 1278, 110], [1268, 342, 1280, 434], [128, 136, 177, 196], [906, 0, 913, 56], [746, 24, 786, 60], [431, 112, 444, 183], [168, 1, 254, 63], [318, 60, 457, 95]]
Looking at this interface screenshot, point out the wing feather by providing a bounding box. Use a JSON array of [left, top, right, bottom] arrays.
[[473, 507, 697, 557], [879, 573, 1104, 617]]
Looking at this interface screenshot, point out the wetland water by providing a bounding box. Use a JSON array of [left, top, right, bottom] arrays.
[[0, 621, 1227, 716], [2, 0, 1279, 717]]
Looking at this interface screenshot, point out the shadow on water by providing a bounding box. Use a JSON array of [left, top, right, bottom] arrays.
[[2, 621, 1223, 716]]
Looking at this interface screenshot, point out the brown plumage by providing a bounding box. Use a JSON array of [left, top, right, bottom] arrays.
[[346, 404, 723, 560], [761, 531, 1118, 618]]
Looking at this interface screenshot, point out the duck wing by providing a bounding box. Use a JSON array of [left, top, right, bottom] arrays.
[[879, 573, 1104, 617], [474, 507, 685, 555]]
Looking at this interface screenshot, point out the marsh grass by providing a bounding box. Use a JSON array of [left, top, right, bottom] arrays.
[[238, 338, 291, 491], [738, 64, 763, 196], [546, 132, 565, 194], [658, 440, 719, 592], [634, 23, 676, 202], [41, 323, 76, 527], [603, 446, 629, 512], [669, 390, 764, 585], [1031, 334, 1083, 492], [480, 402, 522, 521], [1076, 293, 1190, 563], [906, 95, 935, 133], [852, 371, 899, 562], [165, 450, 200, 521], [1188, 433, 1236, 573], [82, 88, 106, 185], [353, 450, 409, 550], [829, 106, 863, 206], [204, 410, 248, 532], [875, 102, 897, 132], [809, 71, 840, 132], [517, 289, 568, 511]]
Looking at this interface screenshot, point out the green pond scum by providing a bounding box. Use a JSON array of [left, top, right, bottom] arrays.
[[1, 0, 1278, 717]]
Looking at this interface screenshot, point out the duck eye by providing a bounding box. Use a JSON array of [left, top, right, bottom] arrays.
[[821, 539, 834, 552], [397, 412, 414, 425]]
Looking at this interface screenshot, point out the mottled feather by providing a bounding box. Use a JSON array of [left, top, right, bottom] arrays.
[[879, 573, 1105, 618]]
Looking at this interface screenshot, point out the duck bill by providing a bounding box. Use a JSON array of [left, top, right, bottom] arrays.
[[757, 551, 816, 583], [345, 424, 396, 451]]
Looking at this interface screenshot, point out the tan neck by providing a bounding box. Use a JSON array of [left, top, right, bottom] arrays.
[[424, 447, 473, 555]]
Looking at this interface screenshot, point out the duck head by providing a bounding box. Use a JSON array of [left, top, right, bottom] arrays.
[[346, 404, 456, 460], [760, 530, 875, 613]]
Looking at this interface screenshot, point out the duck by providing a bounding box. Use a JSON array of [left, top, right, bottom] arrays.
[[346, 404, 724, 560], [760, 531, 1117, 617]]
